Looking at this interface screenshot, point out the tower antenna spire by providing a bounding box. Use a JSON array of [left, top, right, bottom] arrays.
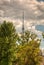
[[22, 10, 24, 34]]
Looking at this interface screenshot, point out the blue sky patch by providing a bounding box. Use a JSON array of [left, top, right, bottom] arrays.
[[36, 25, 44, 32]]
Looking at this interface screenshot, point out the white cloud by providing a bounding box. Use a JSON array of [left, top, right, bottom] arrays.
[[0, 0, 44, 33], [0, 10, 4, 16]]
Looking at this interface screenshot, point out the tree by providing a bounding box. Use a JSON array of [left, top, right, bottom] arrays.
[[0, 21, 18, 65], [18, 30, 37, 45], [0, 21, 42, 65], [16, 31, 42, 65], [16, 40, 42, 65], [18, 30, 31, 45]]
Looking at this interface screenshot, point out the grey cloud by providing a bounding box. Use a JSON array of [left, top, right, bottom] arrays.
[[0, 0, 44, 21]]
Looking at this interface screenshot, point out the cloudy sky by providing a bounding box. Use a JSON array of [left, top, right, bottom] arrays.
[[0, 0, 44, 32], [0, 0, 44, 48]]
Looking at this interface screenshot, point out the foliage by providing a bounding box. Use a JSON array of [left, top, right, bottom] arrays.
[[15, 40, 42, 65], [15, 31, 42, 65], [0, 21, 18, 65], [0, 21, 42, 65], [18, 30, 38, 45]]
